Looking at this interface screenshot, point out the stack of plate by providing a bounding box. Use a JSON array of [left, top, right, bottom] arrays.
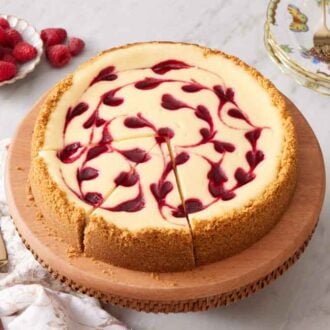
[[264, 0, 330, 95]]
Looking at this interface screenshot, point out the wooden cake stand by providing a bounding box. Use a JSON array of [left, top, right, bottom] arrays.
[[6, 96, 325, 313]]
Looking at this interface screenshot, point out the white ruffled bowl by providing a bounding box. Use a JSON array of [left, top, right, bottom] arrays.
[[0, 14, 43, 87]]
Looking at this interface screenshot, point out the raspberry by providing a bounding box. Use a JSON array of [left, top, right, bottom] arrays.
[[5, 28, 22, 48], [0, 46, 12, 60], [68, 37, 85, 56], [46, 44, 71, 67], [1, 46, 12, 55], [0, 60, 17, 81], [2, 53, 16, 65], [0, 18, 10, 30], [0, 27, 6, 45], [13, 42, 37, 62], [41, 28, 67, 46]]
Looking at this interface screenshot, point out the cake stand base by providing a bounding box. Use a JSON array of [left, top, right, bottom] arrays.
[[6, 96, 325, 313]]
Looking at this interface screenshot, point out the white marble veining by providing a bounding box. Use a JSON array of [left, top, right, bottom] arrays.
[[1, 0, 330, 329]]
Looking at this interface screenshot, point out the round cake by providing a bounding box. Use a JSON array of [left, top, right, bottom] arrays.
[[29, 42, 297, 272]]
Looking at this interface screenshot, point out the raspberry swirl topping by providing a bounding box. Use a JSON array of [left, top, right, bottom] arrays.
[[55, 59, 268, 223]]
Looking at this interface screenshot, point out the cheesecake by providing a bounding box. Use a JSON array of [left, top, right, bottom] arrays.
[[30, 42, 297, 272]]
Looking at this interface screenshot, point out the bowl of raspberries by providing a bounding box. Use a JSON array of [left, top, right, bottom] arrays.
[[0, 14, 85, 85], [0, 14, 43, 85]]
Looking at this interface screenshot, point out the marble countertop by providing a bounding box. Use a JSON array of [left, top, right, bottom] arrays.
[[1, 0, 329, 329]]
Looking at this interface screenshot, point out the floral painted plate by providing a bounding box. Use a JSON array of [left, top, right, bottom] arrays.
[[265, 0, 330, 94], [0, 14, 43, 87], [265, 32, 330, 94]]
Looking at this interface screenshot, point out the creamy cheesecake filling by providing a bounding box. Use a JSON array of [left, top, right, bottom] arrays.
[[40, 43, 284, 230]]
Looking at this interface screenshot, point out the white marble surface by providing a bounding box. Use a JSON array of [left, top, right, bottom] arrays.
[[1, 0, 329, 329]]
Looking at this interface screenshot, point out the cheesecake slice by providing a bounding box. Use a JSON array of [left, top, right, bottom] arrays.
[[85, 142, 195, 272], [30, 137, 157, 251]]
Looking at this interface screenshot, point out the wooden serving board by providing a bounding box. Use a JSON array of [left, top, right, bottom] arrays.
[[5, 96, 325, 313]]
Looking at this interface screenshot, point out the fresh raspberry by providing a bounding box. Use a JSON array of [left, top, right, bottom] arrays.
[[0, 61, 17, 81], [0, 27, 6, 45], [0, 18, 10, 30], [2, 53, 16, 65], [46, 44, 71, 67], [13, 41, 37, 62], [0, 46, 12, 59], [1, 46, 12, 55], [41, 28, 67, 46], [5, 28, 22, 48], [68, 37, 85, 56]]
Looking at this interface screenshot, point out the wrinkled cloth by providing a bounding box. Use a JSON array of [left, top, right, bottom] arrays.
[[0, 139, 128, 330]]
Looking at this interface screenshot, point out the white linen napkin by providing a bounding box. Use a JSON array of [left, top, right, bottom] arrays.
[[0, 139, 128, 330]]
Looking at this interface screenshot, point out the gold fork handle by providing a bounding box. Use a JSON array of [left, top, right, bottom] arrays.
[[322, 0, 327, 27]]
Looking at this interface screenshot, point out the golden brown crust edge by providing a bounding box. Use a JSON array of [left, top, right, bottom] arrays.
[[84, 216, 195, 272], [29, 156, 86, 251], [31, 75, 73, 158]]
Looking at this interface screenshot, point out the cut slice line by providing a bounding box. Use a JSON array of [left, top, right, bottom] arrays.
[[166, 138, 197, 266], [38, 133, 157, 155]]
